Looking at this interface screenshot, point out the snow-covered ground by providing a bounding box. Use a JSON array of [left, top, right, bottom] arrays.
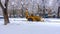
[[0, 18, 60, 34]]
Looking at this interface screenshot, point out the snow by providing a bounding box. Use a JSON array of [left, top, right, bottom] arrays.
[[0, 18, 60, 34]]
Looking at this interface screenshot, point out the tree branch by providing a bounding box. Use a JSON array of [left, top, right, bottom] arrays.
[[5, 0, 9, 9], [0, 0, 4, 9]]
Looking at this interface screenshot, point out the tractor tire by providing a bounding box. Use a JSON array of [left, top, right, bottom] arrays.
[[28, 18, 33, 21]]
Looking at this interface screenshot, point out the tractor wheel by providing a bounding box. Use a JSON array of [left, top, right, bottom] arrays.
[[28, 18, 33, 21]]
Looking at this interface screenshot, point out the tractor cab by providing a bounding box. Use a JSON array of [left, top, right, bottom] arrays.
[[25, 9, 44, 21]]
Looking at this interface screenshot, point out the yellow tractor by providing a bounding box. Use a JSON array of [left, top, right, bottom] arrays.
[[25, 9, 44, 22]]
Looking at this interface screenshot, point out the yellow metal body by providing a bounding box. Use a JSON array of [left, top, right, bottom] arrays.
[[25, 9, 44, 21]]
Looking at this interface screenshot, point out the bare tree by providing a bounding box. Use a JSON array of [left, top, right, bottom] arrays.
[[57, 6, 60, 18], [0, 0, 9, 25]]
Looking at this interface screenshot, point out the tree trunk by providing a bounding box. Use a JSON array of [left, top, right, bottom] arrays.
[[57, 7, 60, 18], [3, 8, 9, 25], [0, 0, 9, 25]]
